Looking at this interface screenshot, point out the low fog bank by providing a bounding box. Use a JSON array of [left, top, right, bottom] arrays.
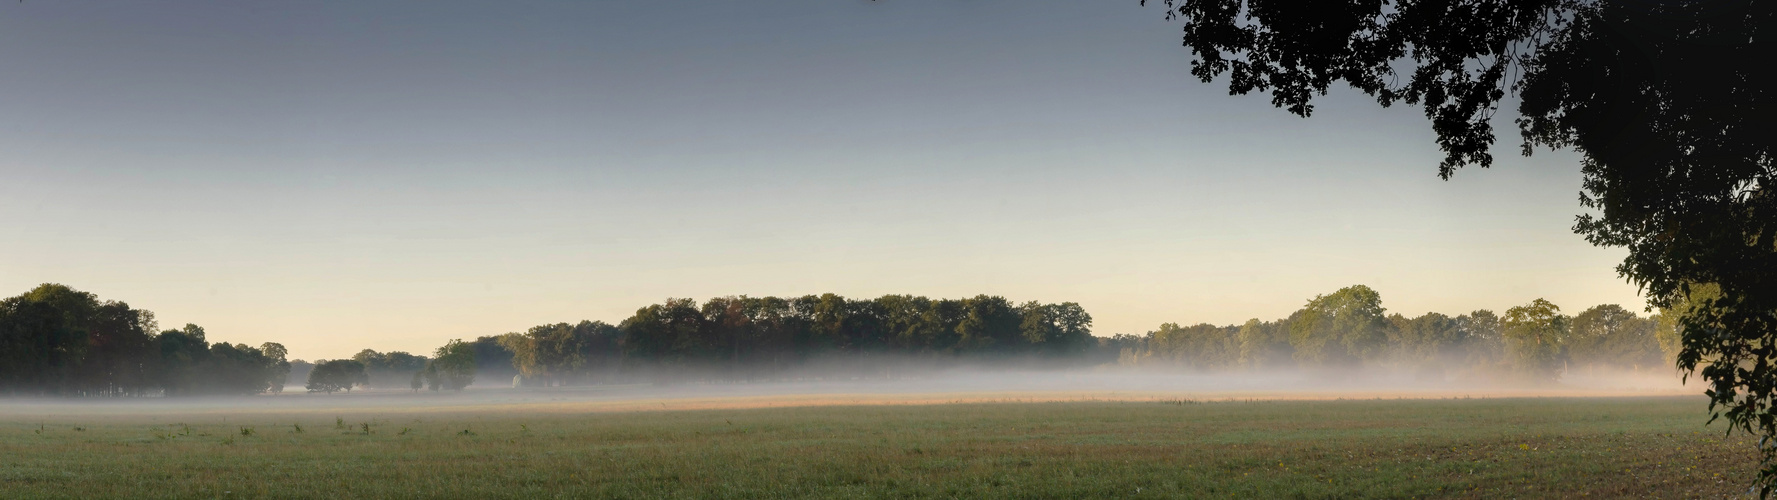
[[0, 364, 1695, 419]]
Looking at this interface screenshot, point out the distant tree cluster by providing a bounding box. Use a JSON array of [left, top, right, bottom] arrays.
[[351, 349, 429, 388], [307, 339, 479, 393], [272, 294, 1095, 391], [487, 295, 1093, 385], [23, 282, 1665, 394], [304, 359, 367, 394], [464, 336, 518, 383], [496, 321, 621, 386], [421, 340, 477, 391], [0, 284, 289, 396], [1110, 285, 1668, 381]]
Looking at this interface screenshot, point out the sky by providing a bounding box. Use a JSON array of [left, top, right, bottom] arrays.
[[0, 0, 1646, 360]]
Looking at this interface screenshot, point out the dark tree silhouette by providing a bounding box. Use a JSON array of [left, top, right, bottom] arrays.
[[0, 284, 285, 397], [426, 339, 477, 391], [1145, 0, 1773, 488], [352, 349, 430, 388], [306, 359, 368, 394], [499, 321, 621, 386]]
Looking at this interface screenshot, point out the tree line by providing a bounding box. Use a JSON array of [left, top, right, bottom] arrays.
[[298, 339, 479, 394], [4, 282, 1672, 395], [341, 294, 1095, 388], [1106, 285, 1671, 381], [0, 284, 290, 396], [2, 285, 1095, 395]]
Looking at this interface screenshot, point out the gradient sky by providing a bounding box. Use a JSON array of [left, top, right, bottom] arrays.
[[0, 1, 1646, 360]]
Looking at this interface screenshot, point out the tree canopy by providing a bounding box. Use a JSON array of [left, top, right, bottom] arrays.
[[352, 349, 430, 388], [425, 340, 477, 391], [1289, 285, 1389, 366], [305, 359, 367, 394], [1110, 285, 1663, 383], [1503, 298, 1569, 380], [5, 283, 1672, 394], [0, 284, 287, 396]]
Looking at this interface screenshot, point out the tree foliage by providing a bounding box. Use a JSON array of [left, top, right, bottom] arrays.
[[305, 359, 368, 394], [1114, 285, 1664, 383], [605, 294, 1092, 380], [424, 339, 477, 391], [1502, 298, 1569, 380], [0, 284, 285, 396], [1, 285, 1097, 393], [466, 335, 518, 382], [1149, 323, 1240, 370], [498, 321, 621, 386], [1237, 318, 1293, 369], [1568, 304, 1661, 371], [352, 349, 430, 388], [1289, 285, 1389, 367], [260, 343, 291, 393]]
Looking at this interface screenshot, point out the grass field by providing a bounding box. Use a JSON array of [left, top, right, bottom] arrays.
[[0, 394, 1758, 499]]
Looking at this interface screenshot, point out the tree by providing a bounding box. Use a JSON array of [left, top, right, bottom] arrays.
[[0, 293, 66, 394], [467, 335, 518, 381], [1568, 304, 1661, 371], [427, 339, 476, 391], [1018, 302, 1094, 356], [287, 359, 315, 388], [0, 284, 162, 396], [0, 284, 498, 396], [1455, 310, 1506, 371], [261, 343, 291, 394], [920, 298, 965, 354], [954, 295, 1020, 354], [11, 284, 99, 394], [1289, 285, 1389, 367], [156, 324, 211, 396], [77, 298, 159, 396], [1144, 0, 1774, 487], [1391, 312, 1470, 381], [351, 349, 429, 388], [601, 294, 1093, 380], [306, 359, 367, 394], [1392, 312, 1471, 363], [1149, 323, 1240, 370], [1503, 299, 1568, 380], [205, 342, 281, 395], [620, 298, 706, 366], [1236, 318, 1293, 369], [1100, 333, 1149, 366], [1654, 312, 1683, 369], [495, 333, 538, 383], [502, 321, 624, 386], [704, 297, 757, 371], [421, 364, 441, 391]]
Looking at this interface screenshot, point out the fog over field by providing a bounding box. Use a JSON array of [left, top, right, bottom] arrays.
[[0, 365, 1692, 420]]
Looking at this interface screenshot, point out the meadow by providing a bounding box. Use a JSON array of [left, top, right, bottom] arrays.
[[0, 393, 1757, 499]]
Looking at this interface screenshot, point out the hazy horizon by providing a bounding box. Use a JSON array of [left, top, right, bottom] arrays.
[[0, 0, 1644, 360]]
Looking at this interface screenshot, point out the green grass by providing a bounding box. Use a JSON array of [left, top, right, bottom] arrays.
[[0, 396, 1757, 498]]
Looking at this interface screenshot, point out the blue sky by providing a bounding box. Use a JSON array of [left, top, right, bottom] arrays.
[[0, 1, 1642, 360]]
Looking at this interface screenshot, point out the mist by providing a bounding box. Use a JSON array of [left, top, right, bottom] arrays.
[[0, 361, 1693, 422]]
